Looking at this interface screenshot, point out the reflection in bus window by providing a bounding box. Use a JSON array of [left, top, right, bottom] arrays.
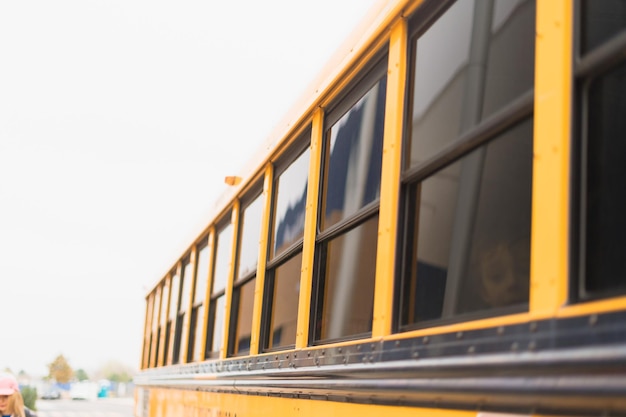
[[237, 194, 264, 280], [230, 193, 264, 357], [408, 0, 535, 166], [263, 140, 310, 351], [230, 277, 256, 355], [173, 258, 193, 364], [322, 78, 386, 231], [142, 294, 154, 367], [212, 224, 232, 294], [399, 0, 534, 328], [188, 239, 209, 362], [584, 62, 626, 296], [264, 252, 302, 349], [180, 260, 193, 313], [580, 0, 626, 54], [150, 287, 161, 367], [272, 148, 309, 257], [315, 216, 378, 340], [194, 242, 210, 306], [578, 1, 626, 297], [401, 121, 532, 323], [208, 295, 225, 356], [166, 272, 180, 364], [205, 221, 232, 358], [314, 64, 387, 342], [169, 273, 180, 322]]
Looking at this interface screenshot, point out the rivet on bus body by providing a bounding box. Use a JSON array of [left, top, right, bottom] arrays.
[[528, 341, 537, 351], [497, 326, 505, 335], [467, 346, 475, 354], [589, 314, 598, 326], [529, 322, 538, 332], [423, 337, 429, 345], [412, 352, 419, 359], [456, 332, 463, 339]]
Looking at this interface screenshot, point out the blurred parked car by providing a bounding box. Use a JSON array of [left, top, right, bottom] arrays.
[[41, 388, 61, 400]]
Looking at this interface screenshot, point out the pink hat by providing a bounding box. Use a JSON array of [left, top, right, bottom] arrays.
[[0, 373, 18, 395]]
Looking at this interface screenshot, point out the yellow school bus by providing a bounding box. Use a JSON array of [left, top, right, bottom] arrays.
[[134, 0, 626, 416]]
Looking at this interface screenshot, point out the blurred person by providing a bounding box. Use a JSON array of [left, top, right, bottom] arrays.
[[0, 373, 36, 417]]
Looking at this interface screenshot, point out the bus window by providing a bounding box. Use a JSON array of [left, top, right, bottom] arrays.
[[171, 257, 192, 364], [149, 287, 161, 367], [321, 78, 386, 231], [187, 236, 209, 362], [398, 0, 534, 329], [576, 0, 626, 298], [165, 271, 179, 364], [228, 191, 264, 357], [205, 220, 232, 359], [157, 279, 169, 366], [312, 56, 387, 343], [262, 136, 310, 351], [142, 293, 154, 368], [272, 145, 309, 259], [580, 0, 626, 54], [407, 0, 535, 167]]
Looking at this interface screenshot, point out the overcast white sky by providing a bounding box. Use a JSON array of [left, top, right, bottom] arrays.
[[0, 0, 379, 377]]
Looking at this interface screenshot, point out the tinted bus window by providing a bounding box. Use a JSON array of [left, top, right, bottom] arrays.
[[205, 221, 232, 358], [188, 239, 210, 362], [400, 120, 532, 323], [407, 0, 534, 168], [263, 138, 310, 351], [577, 0, 626, 298], [321, 78, 386, 230], [272, 148, 309, 257], [399, 0, 534, 329], [229, 192, 263, 356], [313, 57, 387, 343], [580, 0, 626, 54]]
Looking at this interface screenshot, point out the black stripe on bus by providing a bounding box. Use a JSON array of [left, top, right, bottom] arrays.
[[137, 309, 626, 416]]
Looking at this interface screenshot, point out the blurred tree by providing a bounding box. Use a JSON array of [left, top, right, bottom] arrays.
[[20, 386, 37, 411], [48, 355, 74, 383], [97, 360, 135, 383], [74, 369, 89, 381]]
